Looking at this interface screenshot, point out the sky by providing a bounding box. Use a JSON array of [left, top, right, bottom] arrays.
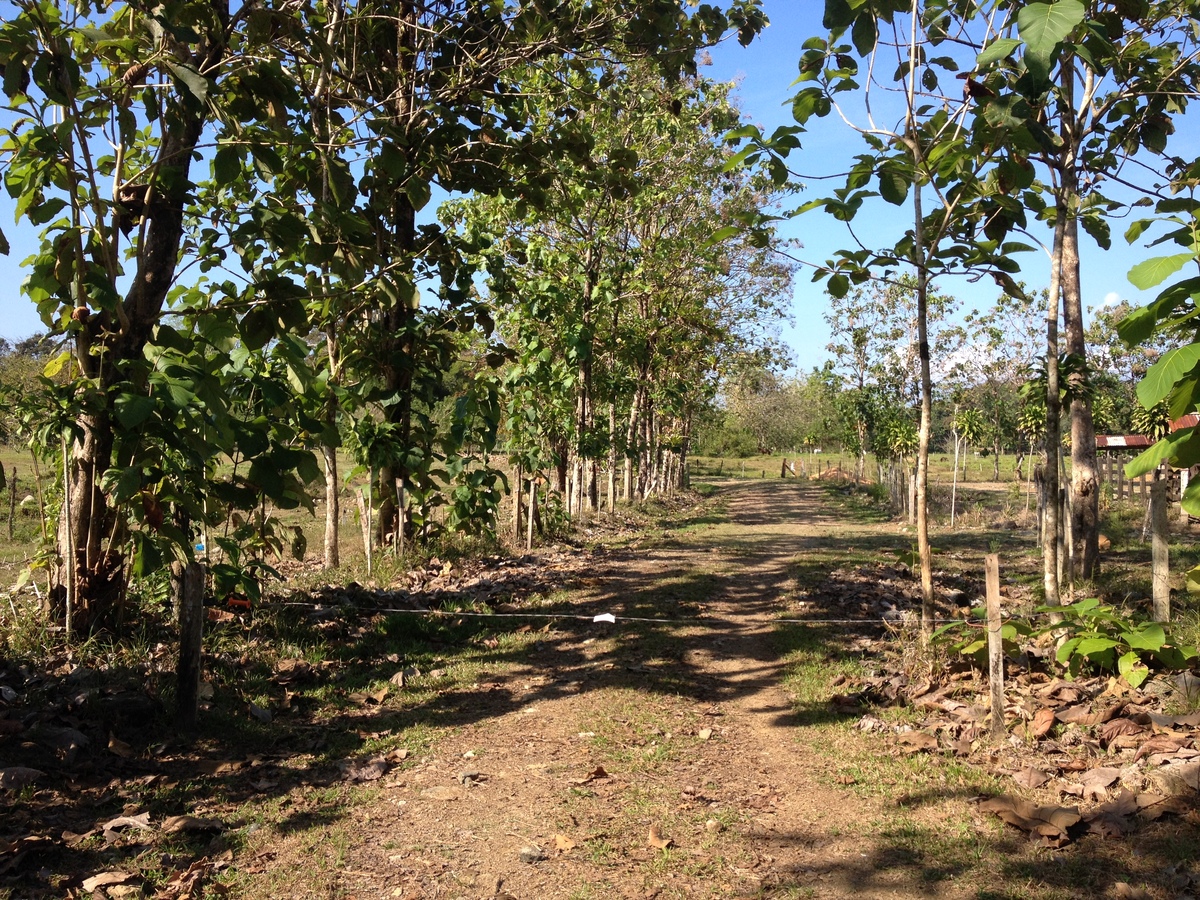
[[0, 2, 1183, 369], [705, 3, 1179, 374]]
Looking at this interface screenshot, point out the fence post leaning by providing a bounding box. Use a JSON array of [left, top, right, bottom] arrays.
[[985, 553, 1006, 741]]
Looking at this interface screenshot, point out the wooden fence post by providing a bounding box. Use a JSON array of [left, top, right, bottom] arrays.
[[512, 465, 523, 540], [1152, 478, 1170, 623], [176, 561, 205, 732], [985, 553, 1006, 741], [1180, 468, 1191, 524], [7, 468, 15, 541], [526, 479, 536, 552]]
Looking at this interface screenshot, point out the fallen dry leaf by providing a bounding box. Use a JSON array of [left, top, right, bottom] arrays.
[[648, 824, 673, 850], [570, 766, 610, 785], [161, 815, 222, 835], [1012, 766, 1051, 789], [82, 871, 138, 892], [1079, 767, 1122, 801], [0, 767, 44, 791], [102, 812, 152, 832], [977, 795, 1081, 845], [896, 731, 939, 753], [1028, 708, 1057, 740], [554, 834, 576, 852]]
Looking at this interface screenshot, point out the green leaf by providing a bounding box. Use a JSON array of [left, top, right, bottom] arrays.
[[1017, 2, 1086, 58], [709, 225, 740, 243], [1187, 563, 1200, 594], [114, 392, 155, 429], [165, 61, 208, 103], [0, 227, 9, 256], [878, 166, 909, 206], [1125, 428, 1200, 479], [976, 38, 1021, 67], [1075, 636, 1120, 657], [43, 351, 71, 379], [1126, 623, 1166, 652], [1125, 218, 1154, 244], [1128, 253, 1194, 290], [1137, 344, 1200, 408], [851, 13, 877, 56], [213, 145, 240, 186], [1118, 651, 1150, 688]]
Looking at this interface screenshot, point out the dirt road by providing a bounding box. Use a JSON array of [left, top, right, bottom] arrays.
[[301, 480, 959, 899]]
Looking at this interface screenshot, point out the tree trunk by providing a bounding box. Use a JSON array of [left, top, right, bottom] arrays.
[[322, 444, 340, 569], [1062, 206, 1099, 579], [1042, 212, 1067, 609], [607, 403, 617, 513]]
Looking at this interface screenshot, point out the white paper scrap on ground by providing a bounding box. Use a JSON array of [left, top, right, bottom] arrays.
[[593, 613, 616, 624]]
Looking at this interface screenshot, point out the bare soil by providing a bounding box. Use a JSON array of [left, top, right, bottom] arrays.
[[7, 478, 1199, 899], [244, 480, 973, 899]]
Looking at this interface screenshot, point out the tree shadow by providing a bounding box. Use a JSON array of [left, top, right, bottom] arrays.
[[0, 479, 1069, 897]]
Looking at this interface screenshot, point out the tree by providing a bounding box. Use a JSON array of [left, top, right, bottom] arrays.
[[0, 0, 767, 627], [455, 63, 792, 514], [825, 277, 958, 486]]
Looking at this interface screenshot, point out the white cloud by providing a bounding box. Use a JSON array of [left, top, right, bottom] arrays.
[[1101, 291, 1122, 307]]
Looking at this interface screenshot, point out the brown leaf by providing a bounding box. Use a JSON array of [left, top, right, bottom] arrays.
[[1079, 767, 1122, 801], [554, 834, 576, 852], [1099, 718, 1145, 747], [102, 812, 152, 832], [1012, 766, 1051, 789], [108, 734, 135, 758], [1029, 708, 1057, 740], [1056, 703, 1120, 727], [161, 815, 222, 834], [570, 766, 610, 785], [82, 871, 138, 892], [647, 824, 673, 850], [896, 731, 939, 753], [977, 795, 1081, 843], [0, 767, 44, 791]]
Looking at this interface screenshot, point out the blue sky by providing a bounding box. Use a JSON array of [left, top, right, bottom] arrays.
[[0, 2, 1181, 365], [706, 3, 1179, 373]]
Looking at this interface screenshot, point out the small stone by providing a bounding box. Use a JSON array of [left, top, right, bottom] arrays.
[[705, 819, 724, 833], [519, 846, 547, 864], [698, 728, 713, 741]]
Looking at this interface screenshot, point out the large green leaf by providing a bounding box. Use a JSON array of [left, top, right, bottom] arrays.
[[1126, 623, 1166, 652], [1016, 1, 1086, 58], [1137, 343, 1200, 408], [1126, 428, 1200, 479], [114, 392, 155, 429], [1128, 253, 1194, 290], [165, 61, 208, 103], [977, 38, 1021, 67]]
